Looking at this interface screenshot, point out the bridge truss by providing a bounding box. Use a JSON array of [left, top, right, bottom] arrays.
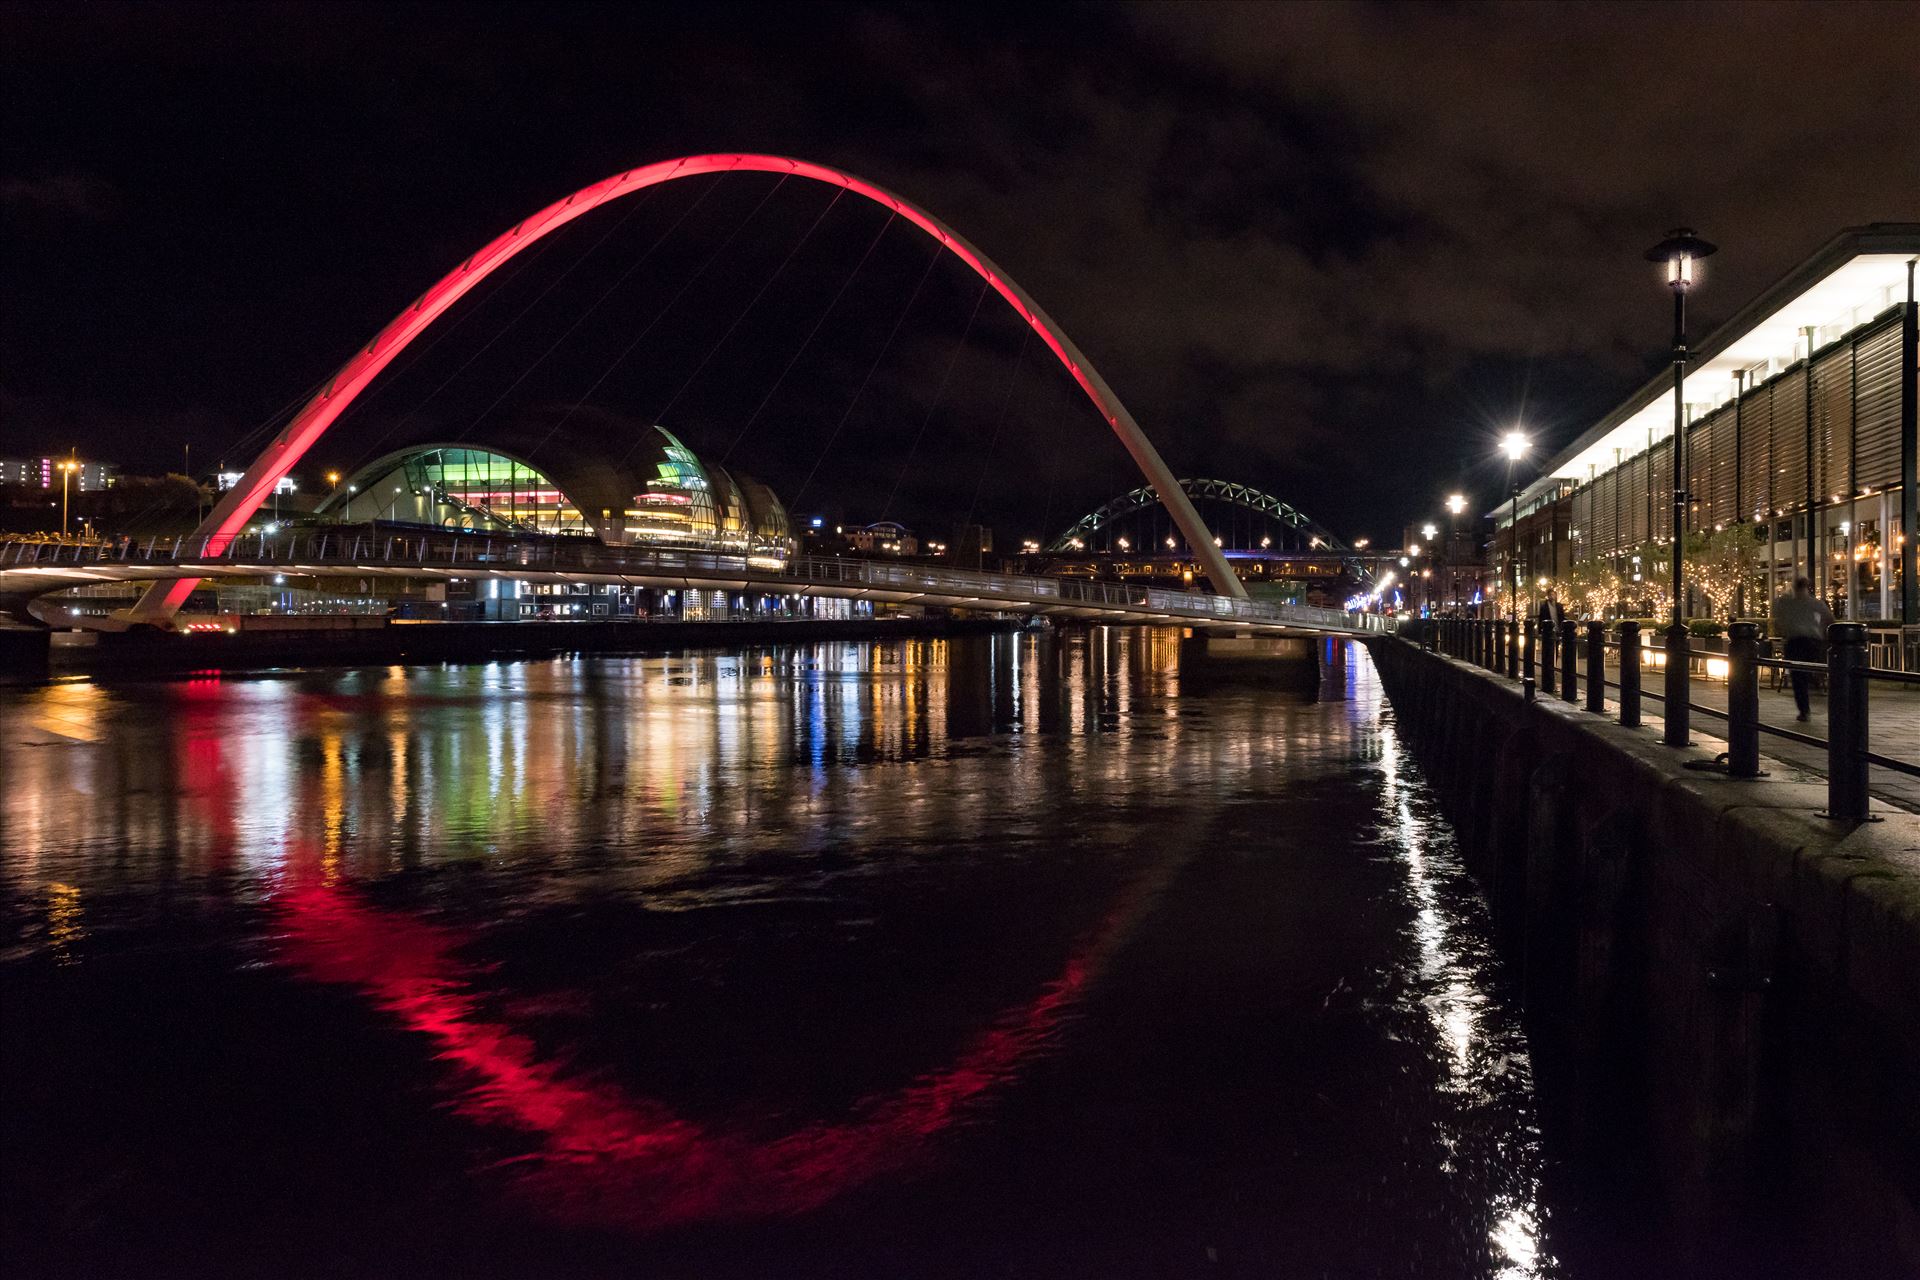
[[1049, 479, 1353, 554]]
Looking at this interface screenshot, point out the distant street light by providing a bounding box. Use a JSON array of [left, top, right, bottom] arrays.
[[1645, 227, 1717, 747], [1500, 431, 1531, 621], [1421, 523, 1438, 541], [1440, 495, 1467, 611], [58, 458, 80, 535]]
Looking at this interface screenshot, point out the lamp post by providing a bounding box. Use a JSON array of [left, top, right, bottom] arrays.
[[1444, 493, 1467, 608], [1646, 228, 1717, 747], [58, 458, 80, 536], [1500, 432, 1530, 622]]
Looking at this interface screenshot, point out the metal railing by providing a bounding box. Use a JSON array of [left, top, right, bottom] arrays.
[[1424, 614, 1918, 822], [0, 528, 1388, 636]]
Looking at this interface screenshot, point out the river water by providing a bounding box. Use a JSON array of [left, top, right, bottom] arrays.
[[2, 630, 1598, 1276]]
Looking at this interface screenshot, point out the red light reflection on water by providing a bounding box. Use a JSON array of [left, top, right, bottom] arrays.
[[274, 877, 1120, 1230]]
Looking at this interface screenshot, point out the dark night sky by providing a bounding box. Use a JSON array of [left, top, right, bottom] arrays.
[[4, 1, 1916, 545]]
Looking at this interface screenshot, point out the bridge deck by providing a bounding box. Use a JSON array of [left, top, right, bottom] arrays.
[[1, 532, 1387, 637]]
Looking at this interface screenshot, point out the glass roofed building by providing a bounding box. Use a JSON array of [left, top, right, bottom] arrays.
[[1492, 224, 1916, 634], [315, 415, 795, 566]]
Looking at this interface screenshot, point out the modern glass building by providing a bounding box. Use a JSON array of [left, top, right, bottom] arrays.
[[315, 422, 795, 564], [1493, 225, 1917, 634]]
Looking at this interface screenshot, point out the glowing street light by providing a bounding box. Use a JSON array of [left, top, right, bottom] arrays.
[[1445, 494, 1467, 517], [1421, 523, 1438, 541], [58, 458, 80, 535], [1645, 227, 1716, 747], [1500, 431, 1531, 622]]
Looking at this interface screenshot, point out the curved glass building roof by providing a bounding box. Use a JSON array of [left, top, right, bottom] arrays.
[[316, 418, 794, 563]]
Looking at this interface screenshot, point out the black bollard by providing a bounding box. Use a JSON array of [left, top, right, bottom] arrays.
[[1522, 617, 1536, 684], [1541, 618, 1557, 695], [1560, 619, 1580, 704], [1727, 621, 1759, 778], [1826, 623, 1870, 821], [1617, 621, 1642, 727], [1585, 621, 1606, 713], [1663, 620, 1691, 746]]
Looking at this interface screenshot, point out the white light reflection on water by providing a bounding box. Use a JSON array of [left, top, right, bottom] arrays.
[[1373, 664, 1557, 1279]]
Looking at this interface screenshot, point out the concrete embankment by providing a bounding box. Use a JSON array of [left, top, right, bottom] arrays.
[[48, 615, 1023, 676], [1366, 635, 1920, 1277]]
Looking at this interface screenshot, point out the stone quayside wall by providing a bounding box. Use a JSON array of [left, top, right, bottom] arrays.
[[1367, 636, 1919, 1277]]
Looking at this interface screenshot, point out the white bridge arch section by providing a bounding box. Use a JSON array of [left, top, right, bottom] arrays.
[[131, 154, 1245, 621]]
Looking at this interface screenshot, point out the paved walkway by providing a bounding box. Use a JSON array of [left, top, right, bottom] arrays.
[[1519, 649, 1920, 813]]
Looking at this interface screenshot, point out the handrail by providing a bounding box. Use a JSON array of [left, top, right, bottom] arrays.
[[1, 529, 1389, 634], [1423, 614, 1917, 813]]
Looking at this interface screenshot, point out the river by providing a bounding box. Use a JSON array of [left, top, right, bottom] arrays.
[[1, 629, 1606, 1277]]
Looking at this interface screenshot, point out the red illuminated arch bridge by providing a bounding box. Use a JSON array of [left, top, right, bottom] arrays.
[[128, 154, 1244, 623]]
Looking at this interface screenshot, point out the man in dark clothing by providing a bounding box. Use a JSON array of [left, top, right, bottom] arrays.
[[1771, 576, 1833, 721]]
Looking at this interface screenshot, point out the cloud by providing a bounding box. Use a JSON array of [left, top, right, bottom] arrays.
[[801, 2, 1916, 528], [1, 171, 120, 221]]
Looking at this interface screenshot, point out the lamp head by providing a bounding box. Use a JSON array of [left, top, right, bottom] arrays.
[[1645, 228, 1717, 292], [1500, 430, 1531, 462], [1444, 493, 1468, 516]]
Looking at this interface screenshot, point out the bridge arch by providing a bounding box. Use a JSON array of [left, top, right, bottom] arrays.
[[132, 153, 1243, 621], [1049, 479, 1352, 554]]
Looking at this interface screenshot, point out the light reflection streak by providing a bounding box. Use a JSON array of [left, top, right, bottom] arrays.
[[1374, 667, 1555, 1278], [46, 881, 84, 965]]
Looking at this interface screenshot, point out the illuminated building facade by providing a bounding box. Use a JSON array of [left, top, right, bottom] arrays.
[[314, 421, 795, 564], [1494, 225, 1917, 630], [0, 457, 117, 492]]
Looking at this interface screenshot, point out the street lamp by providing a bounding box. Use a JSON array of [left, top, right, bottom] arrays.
[[1500, 431, 1530, 622], [58, 458, 80, 535], [1645, 227, 1717, 747], [1440, 495, 1467, 609]]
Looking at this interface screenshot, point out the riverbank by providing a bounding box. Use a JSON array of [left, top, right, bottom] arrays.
[[36, 614, 1027, 678], [1366, 634, 1920, 1278]]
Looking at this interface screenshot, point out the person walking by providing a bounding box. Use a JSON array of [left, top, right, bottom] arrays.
[[1771, 576, 1832, 722]]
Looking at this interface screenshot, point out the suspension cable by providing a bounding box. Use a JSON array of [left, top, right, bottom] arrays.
[[788, 240, 943, 510], [961, 325, 1031, 535], [642, 184, 844, 440], [879, 276, 991, 522], [333, 189, 653, 475], [451, 176, 750, 455], [526, 177, 800, 470], [716, 206, 893, 469]]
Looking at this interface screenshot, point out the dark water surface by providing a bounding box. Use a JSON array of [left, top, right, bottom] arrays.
[[3, 631, 1580, 1277]]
